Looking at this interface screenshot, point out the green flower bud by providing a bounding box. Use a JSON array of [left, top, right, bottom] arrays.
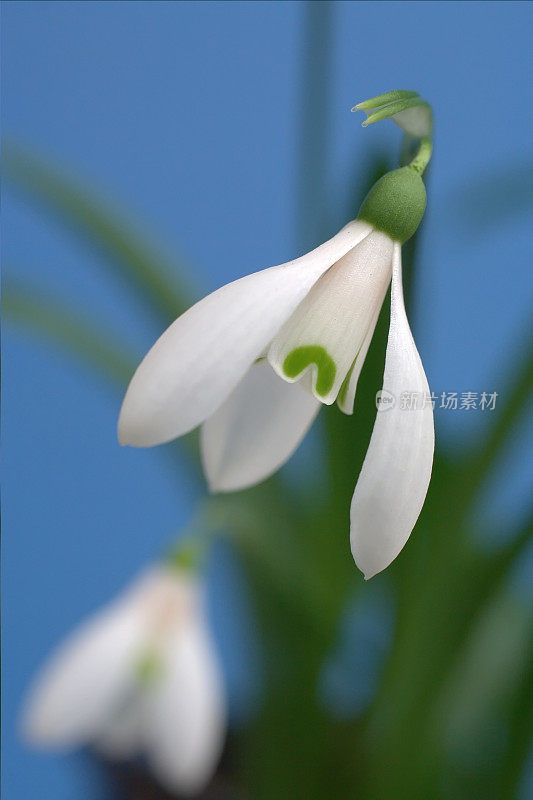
[[358, 166, 426, 244]]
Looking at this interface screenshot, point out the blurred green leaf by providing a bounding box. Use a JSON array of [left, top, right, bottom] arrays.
[[3, 280, 200, 469], [465, 333, 533, 504], [439, 591, 533, 795], [497, 655, 533, 800], [4, 280, 137, 386], [4, 141, 195, 326]]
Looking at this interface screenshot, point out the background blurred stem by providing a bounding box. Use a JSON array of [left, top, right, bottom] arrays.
[[296, 0, 333, 250]]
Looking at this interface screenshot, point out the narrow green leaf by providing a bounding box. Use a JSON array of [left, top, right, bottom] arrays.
[[497, 655, 533, 800], [3, 280, 200, 468], [4, 281, 137, 386], [4, 141, 195, 326], [461, 332, 533, 507]]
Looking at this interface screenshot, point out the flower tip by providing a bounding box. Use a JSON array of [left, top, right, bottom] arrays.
[[19, 695, 63, 748], [352, 546, 386, 581], [363, 567, 381, 581], [205, 473, 237, 495], [206, 477, 219, 494], [201, 461, 227, 495], [116, 418, 131, 447], [116, 409, 159, 448]]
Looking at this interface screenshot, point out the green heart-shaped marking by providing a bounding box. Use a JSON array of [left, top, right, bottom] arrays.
[[282, 345, 336, 397]]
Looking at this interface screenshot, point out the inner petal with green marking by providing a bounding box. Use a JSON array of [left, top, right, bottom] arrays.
[[268, 230, 393, 405], [282, 345, 336, 398]]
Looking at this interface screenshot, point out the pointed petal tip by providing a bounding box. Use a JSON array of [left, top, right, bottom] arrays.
[[205, 474, 222, 494], [116, 407, 171, 448], [353, 548, 390, 581], [205, 471, 256, 495], [203, 461, 243, 494], [363, 567, 382, 581], [116, 423, 138, 448], [117, 406, 136, 447], [19, 706, 49, 748], [205, 478, 217, 494], [117, 425, 128, 447], [352, 550, 382, 581]]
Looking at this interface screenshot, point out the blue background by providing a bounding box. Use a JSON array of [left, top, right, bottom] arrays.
[[3, 1, 533, 796]]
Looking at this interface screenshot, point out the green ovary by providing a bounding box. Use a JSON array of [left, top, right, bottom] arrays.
[[282, 345, 336, 397]]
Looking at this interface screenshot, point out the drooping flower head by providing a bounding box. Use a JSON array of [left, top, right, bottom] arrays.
[[118, 90, 435, 578], [22, 550, 226, 795]]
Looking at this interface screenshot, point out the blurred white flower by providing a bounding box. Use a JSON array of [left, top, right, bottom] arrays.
[[119, 203, 433, 577], [22, 566, 226, 795]]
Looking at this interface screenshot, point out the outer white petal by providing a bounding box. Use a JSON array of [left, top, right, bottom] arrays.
[[268, 231, 393, 405], [22, 597, 146, 748], [350, 244, 434, 579], [337, 277, 390, 415], [145, 618, 227, 795], [95, 688, 147, 759], [118, 220, 372, 446], [201, 360, 320, 492]]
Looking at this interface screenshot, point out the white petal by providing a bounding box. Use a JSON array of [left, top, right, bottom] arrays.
[[22, 598, 146, 748], [201, 360, 320, 492], [268, 231, 392, 405], [145, 621, 227, 795], [95, 687, 147, 759], [95, 569, 209, 759], [350, 244, 434, 579], [337, 278, 389, 415], [118, 220, 372, 446]]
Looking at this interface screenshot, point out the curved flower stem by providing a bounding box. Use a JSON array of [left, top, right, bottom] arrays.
[[353, 89, 433, 176], [409, 136, 432, 175]]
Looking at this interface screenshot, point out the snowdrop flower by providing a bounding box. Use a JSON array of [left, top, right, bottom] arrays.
[[22, 563, 226, 795], [118, 91, 435, 578]]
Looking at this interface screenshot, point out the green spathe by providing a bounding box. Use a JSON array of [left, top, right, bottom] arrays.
[[283, 345, 336, 397], [358, 166, 426, 244]]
